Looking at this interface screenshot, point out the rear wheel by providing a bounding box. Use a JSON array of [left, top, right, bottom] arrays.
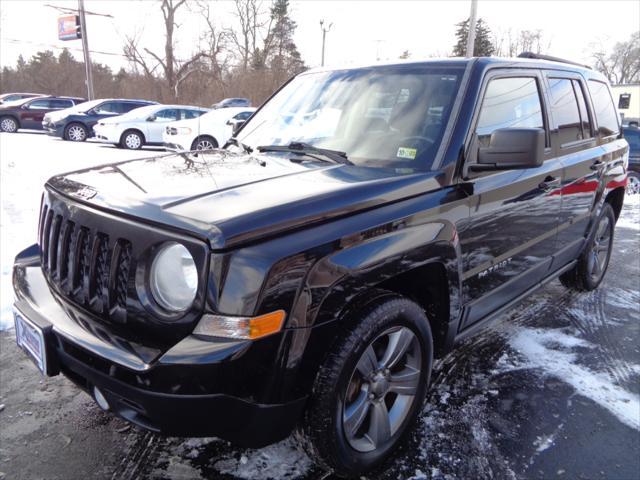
[[120, 130, 144, 150], [299, 293, 433, 477], [64, 122, 88, 142], [191, 135, 218, 151], [0, 116, 18, 133], [560, 203, 615, 291], [626, 171, 640, 195]]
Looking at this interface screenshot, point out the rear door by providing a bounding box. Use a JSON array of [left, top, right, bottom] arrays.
[[458, 69, 563, 328], [549, 75, 626, 268]]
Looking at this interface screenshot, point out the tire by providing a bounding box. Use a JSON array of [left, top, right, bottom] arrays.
[[559, 203, 615, 291], [626, 171, 640, 195], [64, 122, 88, 142], [120, 129, 144, 150], [0, 116, 18, 133], [191, 135, 218, 151], [299, 292, 433, 477]]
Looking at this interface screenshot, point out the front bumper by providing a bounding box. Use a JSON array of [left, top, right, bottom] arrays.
[[13, 245, 306, 447], [93, 124, 120, 144], [43, 122, 64, 137]]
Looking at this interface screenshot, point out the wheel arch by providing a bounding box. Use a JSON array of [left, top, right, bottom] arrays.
[[0, 114, 20, 129], [604, 186, 625, 221]]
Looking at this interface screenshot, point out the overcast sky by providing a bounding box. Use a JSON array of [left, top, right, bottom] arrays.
[[1, 0, 638, 71]]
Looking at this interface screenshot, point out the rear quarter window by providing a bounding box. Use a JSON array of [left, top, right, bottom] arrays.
[[588, 80, 619, 136]]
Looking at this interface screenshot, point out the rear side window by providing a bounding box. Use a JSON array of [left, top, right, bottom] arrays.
[[548, 78, 583, 145], [476, 77, 544, 146], [183, 109, 205, 119], [588, 80, 619, 136], [572, 80, 592, 138], [50, 99, 73, 109]]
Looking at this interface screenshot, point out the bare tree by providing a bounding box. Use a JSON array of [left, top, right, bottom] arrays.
[[229, 0, 273, 71], [592, 32, 640, 85], [123, 0, 206, 99], [492, 28, 551, 57]]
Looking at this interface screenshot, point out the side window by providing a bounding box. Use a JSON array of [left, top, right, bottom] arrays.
[[183, 109, 204, 119], [476, 76, 544, 146], [234, 111, 253, 121], [95, 102, 119, 114], [548, 78, 583, 145], [572, 80, 592, 138], [155, 109, 179, 121], [119, 103, 137, 113], [588, 80, 619, 136], [27, 99, 51, 109], [50, 99, 73, 109]]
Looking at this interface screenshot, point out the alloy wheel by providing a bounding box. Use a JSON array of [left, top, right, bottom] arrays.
[[343, 326, 422, 453], [0, 117, 18, 133], [627, 175, 640, 195], [196, 139, 215, 150], [587, 214, 612, 282], [67, 125, 86, 141]]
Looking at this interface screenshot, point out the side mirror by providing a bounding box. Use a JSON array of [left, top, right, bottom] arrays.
[[471, 128, 544, 171], [147, 115, 157, 122]]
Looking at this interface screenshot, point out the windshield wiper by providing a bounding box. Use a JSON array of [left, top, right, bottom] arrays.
[[257, 142, 351, 165], [225, 137, 253, 154]]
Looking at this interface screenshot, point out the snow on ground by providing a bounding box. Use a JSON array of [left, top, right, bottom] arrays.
[[0, 131, 160, 330]]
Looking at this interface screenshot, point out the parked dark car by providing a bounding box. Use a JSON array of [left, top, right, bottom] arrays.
[[0, 96, 85, 133], [623, 125, 640, 193], [43, 98, 157, 141], [13, 55, 629, 477], [0, 92, 44, 104], [211, 97, 251, 109]]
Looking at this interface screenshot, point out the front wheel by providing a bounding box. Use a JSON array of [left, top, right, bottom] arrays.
[[0, 116, 18, 133], [560, 203, 615, 291], [299, 293, 433, 477], [64, 122, 88, 142]]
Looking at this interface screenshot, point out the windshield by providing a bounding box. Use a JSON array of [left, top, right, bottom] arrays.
[[237, 65, 464, 171]]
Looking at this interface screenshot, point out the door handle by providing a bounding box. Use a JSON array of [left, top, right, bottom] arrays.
[[590, 160, 605, 171], [539, 176, 561, 191]]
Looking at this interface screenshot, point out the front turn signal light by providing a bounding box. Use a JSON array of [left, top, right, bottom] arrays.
[[193, 310, 286, 340]]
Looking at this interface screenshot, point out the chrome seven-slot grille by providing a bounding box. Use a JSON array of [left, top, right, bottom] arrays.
[[39, 202, 133, 324]]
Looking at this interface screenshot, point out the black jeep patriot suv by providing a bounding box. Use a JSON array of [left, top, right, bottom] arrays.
[[13, 54, 629, 476]]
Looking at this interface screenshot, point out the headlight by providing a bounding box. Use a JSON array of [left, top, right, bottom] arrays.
[[149, 243, 198, 312], [176, 127, 192, 135]]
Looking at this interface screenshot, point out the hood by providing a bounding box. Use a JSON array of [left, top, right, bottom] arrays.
[[47, 151, 444, 249]]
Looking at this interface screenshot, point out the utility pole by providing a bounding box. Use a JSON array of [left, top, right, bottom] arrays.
[[465, 0, 478, 58], [320, 19, 332, 67], [78, 0, 94, 99]]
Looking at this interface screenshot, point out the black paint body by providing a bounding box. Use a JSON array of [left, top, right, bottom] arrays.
[[13, 58, 629, 446]]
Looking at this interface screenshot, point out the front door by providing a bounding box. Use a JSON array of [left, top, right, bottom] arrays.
[[458, 71, 563, 329], [145, 108, 180, 143], [20, 99, 53, 129]]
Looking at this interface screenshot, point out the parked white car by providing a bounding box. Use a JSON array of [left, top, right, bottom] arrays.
[[163, 107, 256, 151], [93, 104, 209, 150]]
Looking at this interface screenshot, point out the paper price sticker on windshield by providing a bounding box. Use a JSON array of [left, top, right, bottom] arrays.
[[397, 147, 417, 160]]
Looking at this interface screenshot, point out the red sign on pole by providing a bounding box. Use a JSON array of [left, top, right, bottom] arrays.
[[58, 15, 80, 41]]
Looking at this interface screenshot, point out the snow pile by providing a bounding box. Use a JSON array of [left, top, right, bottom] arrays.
[[212, 438, 312, 479]]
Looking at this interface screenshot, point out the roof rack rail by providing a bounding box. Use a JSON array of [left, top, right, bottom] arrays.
[[518, 52, 591, 70]]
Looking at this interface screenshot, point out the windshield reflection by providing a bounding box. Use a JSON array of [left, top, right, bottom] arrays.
[[238, 65, 464, 171]]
